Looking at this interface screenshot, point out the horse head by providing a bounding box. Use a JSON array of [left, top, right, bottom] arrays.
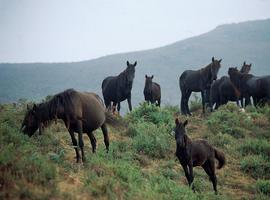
[[125, 61, 137, 82], [210, 57, 222, 81], [240, 61, 252, 74], [174, 118, 188, 148], [21, 104, 39, 136], [145, 75, 153, 90]]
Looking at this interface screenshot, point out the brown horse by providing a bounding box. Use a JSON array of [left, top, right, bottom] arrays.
[[21, 89, 118, 163], [143, 75, 161, 106], [174, 119, 226, 194]]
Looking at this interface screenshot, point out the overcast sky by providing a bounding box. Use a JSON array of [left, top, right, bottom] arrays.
[[0, 0, 270, 63]]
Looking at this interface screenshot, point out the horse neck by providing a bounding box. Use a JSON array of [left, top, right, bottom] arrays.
[[200, 63, 212, 85], [37, 103, 52, 123], [119, 70, 133, 87], [144, 82, 152, 92], [176, 135, 192, 153]]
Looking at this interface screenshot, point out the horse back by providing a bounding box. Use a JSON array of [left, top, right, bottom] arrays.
[[190, 140, 214, 166], [74, 92, 106, 131], [180, 70, 203, 92]]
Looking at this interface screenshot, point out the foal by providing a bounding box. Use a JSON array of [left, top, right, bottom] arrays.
[[174, 119, 226, 194]]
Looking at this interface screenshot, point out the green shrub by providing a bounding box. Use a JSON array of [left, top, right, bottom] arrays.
[[256, 179, 270, 196], [132, 122, 173, 158], [208, 132, 234, 148], [126, 102, 174, 129], [240, 155, 270, 179], [238, 139, 270, 159], [207, 103, 251, 138]]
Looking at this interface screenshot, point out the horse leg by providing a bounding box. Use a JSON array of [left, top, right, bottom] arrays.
[[157, 98, 161, 107], [68, 130, 80, 162], [201, 90, 206, 114], [117, 102, 121, 114], [181, 164, 191, 186], [181, 95, 186, 115], [185, 91, 192, 115], [188, 163, 195, 191], [203, 160, 218, 194], [86, 132, 96, 153], [76, 120, 85, 162], [101, 123, 109, 152], [127, 95, 132, 111]]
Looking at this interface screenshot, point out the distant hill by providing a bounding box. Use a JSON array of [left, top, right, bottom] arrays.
[[1, 19, 270, 112]]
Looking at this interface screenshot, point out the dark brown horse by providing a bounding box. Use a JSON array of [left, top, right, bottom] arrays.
[[179, 57, 222, 115], [228, 67, 270, 106], [143, 75, 161, 106], [102, 61, 137, 113], [21, 89, 118, 162], [209, 62, 251, 110], [174, 119, 225, 194]]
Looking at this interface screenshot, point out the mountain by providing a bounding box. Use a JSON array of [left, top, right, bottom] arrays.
[[1, 19, 270, 112]]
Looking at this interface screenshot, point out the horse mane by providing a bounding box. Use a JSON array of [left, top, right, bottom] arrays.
[[46, 89, 77, 121]]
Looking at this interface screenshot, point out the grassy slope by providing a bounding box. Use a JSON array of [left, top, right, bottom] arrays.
[[0, 102, 270, 200]]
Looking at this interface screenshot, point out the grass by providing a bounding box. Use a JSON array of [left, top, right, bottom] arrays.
[[1, 102, 270, 199]]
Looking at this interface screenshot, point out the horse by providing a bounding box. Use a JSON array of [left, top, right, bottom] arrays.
[[102, 61, 137, 113], [209, 62, 251, 110], [174, 118, 226, 194], [179, 57, 222, 115], [228, 67, 270, 106], [143, 75, 161, 106], [21, 89, 118, 163]]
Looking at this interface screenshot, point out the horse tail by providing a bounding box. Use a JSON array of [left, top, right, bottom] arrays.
[[214, 148, 226, 169], [105, 111, 127, 128]]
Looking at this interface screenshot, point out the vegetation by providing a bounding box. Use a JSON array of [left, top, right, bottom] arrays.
[[1, 101, 270, 199]]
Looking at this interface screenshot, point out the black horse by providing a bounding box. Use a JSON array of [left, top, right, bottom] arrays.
[[209, 62, 251, 110], [174, 119, 225, 194], [143, 75, 161, 106], [179, 57, 222, 115], [102, 61, 137, 113], [228, 67, 270, 106]]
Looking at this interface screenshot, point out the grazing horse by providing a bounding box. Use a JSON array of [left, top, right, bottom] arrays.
[[102, 61, 137, 113], [209, 62, 251, 110], [21, 89, 118, 163], [143, 75, 161, 106], [174, 119, 226, 194], [228, 68, 270, 106], [179, 57, 222, 115]]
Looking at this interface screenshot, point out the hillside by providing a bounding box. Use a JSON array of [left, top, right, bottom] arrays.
[[1, 102, 270, 199], [1, 19, 270, 112]]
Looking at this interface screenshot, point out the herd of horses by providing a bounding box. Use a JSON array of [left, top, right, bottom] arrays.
[[20, 57, 270, 194]]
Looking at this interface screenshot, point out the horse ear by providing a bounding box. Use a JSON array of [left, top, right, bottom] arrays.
[[249, 64, 252, 67], [145, 74, 147, 78], [212, 57, 215, 62], [151, 75, 154, 79], [134, 61, 137, 67], [126, 61, 130, 66], [183, 120, 188, 127], [33, 104, 37, 110], [175, 118, 180, 125], [218, 59, 222, 63], [243, 61, 246, 65]]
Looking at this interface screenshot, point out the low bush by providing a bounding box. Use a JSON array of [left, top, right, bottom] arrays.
[[240, 155, 270, 179], [238, 139, 270, 159], [256, 179, 270, 196]]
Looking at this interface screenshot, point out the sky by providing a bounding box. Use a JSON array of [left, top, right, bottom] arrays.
[[0, 0, 270, 63]]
